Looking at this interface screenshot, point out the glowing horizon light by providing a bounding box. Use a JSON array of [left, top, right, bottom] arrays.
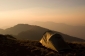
[[0, 0, 85, 28]]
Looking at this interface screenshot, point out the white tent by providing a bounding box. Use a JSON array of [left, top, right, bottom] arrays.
[[40, 31, 71, 52]]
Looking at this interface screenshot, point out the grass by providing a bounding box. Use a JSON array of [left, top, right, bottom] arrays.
[[0, 34, 85, 56]]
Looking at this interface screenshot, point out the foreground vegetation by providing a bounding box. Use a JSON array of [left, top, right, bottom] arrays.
[[0, 34, 85, 56]]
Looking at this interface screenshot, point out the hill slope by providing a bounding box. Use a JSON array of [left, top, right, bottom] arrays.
[[31, 21, 85, 39], [4, 24, 36, 35], [0, 34, 85, 56], [17, 29, 85, 42], [0, 24, 85, 42], [0, 29, 4, 34]]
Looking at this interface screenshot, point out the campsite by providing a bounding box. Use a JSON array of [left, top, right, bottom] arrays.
[[40, 31, 71, 52], [0, 30, 85, 56], [0, 0, 85, 56], [0, 24, 85, 56]]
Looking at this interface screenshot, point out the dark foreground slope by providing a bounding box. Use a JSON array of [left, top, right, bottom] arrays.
[[0, 34, 85, 56]]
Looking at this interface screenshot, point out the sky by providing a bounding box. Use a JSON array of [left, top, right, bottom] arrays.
[[0, 0, 85, 29]]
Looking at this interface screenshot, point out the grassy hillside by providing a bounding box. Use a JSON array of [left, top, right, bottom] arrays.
[[0, 34, 85, 56]]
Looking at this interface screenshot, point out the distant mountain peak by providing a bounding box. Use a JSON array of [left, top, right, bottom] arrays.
[[14, 24, 31, 27]]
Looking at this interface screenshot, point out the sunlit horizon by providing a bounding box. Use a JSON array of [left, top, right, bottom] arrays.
[[0, 0, 85, 29]]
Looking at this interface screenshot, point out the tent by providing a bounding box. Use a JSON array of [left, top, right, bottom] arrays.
[[40, 31, 71, 52]]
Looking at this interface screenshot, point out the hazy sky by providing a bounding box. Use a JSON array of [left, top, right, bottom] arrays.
[[0, 0, 85, 28]]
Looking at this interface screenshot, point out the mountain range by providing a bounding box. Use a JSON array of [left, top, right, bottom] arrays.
[[31, 21, 85, 40], [0, 24, 85, 42]]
